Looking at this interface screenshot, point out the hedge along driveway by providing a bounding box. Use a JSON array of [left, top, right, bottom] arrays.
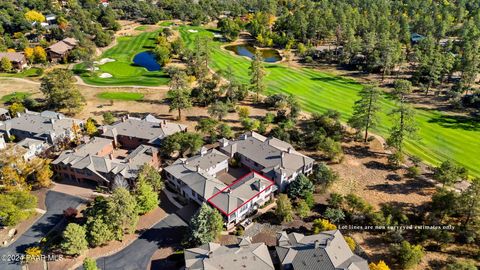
[[180, 25, 480, 177]]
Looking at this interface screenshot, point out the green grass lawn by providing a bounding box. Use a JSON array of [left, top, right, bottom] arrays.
[[96, 92, 144, 101], [134, 25, 149, 31], [1, 92, 32, 103], [0, 67, 43, 78], [74, 31, 169, 86], [180, 26, 480, 177]]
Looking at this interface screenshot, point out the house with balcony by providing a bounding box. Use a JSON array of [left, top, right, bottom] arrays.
[[52, 137, 159, 187], [0, 52, 28, 70], [164, 147, 276, 228], [0, 110, 83, 145], [16, 138, 49, 160], [47, 37, 78, 62], [184, 237, 274, 270], [219, 131, 315, 191], [100, 114, 187, 150], [276, 230, 369, 270]]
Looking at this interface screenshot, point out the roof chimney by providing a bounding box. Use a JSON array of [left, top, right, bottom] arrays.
[[288, 147, 293, 153], [50, 118, 55, 124]]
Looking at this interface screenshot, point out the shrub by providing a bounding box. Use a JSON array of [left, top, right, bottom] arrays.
[[344, 236, 356, 251], [83, 257, 99, 270], [312, 218, 337, 233], [63, 207, 78, 219], [369, 260, 391, 270], [287, 174, 314, 199], [324, 207, 345, 223], [389, 241, 424, 269], [61, 223, 88, 256]]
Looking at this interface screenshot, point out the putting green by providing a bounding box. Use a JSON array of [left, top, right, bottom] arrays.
[[75, 30, 169, 86], [180, 26, 480, 177]]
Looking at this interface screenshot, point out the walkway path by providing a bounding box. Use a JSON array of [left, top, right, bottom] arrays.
[[0, 191, 85, 270]]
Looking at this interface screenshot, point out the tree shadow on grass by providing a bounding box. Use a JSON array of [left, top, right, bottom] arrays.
[[366, 178, 434, 196], [310, 76, 359, 85], [427, 112, 480, 131]]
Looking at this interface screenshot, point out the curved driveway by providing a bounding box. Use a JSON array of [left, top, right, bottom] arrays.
[[90, 213, 187, 270], [0, 191, 85, 270]]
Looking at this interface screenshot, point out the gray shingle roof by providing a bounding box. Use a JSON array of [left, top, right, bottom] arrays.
[[0, 110, 82, 140], [0, 108, 8, 115], [220, 132, 314, 178], [164, 150, 228, 199], [208, 172, 274, 215], [101, 115, 187, 145], [276, 231, 369, 270], [52, 137, 157, 181], [184, 238, 274, 270]]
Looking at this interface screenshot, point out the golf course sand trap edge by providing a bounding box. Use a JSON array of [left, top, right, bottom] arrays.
[[99, 73, 113, 78], [94, 58, 116, 66]]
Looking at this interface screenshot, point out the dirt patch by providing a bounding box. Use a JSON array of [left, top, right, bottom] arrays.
[[328, 138, 436, 210]]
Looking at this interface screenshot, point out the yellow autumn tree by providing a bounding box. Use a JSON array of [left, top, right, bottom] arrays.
[[33, 159, 53, 188], [85, 118, 98, 136], [7, 48, 16, 52], [312, 218, 337, 233], [369, 260, 391, 270], [344, 236, 356, 251], [25, 10, 45, 23], [33, 46, 47, 63], [24, 47, 34, 63]]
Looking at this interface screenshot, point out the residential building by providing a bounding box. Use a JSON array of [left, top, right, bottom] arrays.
[[164, 148, 276, 228], [184, 237, 274, 270], [275, 230, 369, 270], [52, 137, 160, 187], [0, 110, 83, 145], [208, 172, 275, 226], [219, 132, 315, 191], [0, 108, 10, 120], [16, 138, 49, 160], [100, 114, 187, 149], [47, 37, 78, 62], [0, 52, 28, 70], [164, 148, 230, 205]]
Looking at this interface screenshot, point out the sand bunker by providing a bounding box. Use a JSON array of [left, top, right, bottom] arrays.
[[99, 73, 113, 78], [94, 58, 116, 66], [188, 29, 198, 33]]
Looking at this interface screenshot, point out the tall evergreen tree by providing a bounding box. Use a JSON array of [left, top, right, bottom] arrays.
[[387, 104, 418, 164], [348, 85, 381, 142], [249, 50, 266, 102]]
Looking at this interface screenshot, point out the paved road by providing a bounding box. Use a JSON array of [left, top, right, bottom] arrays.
[[0, 191, 85, 270], [86, 214, 188, 270]]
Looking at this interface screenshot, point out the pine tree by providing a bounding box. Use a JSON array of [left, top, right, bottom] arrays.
[[348, 85, 381, 142], [188, 203, 223, 246], [249, 50, 266, 102], [61, 223, 88, 256]]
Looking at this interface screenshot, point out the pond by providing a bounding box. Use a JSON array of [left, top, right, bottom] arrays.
[[225, 44, 282, 63], [133, 51, 161, 71]]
